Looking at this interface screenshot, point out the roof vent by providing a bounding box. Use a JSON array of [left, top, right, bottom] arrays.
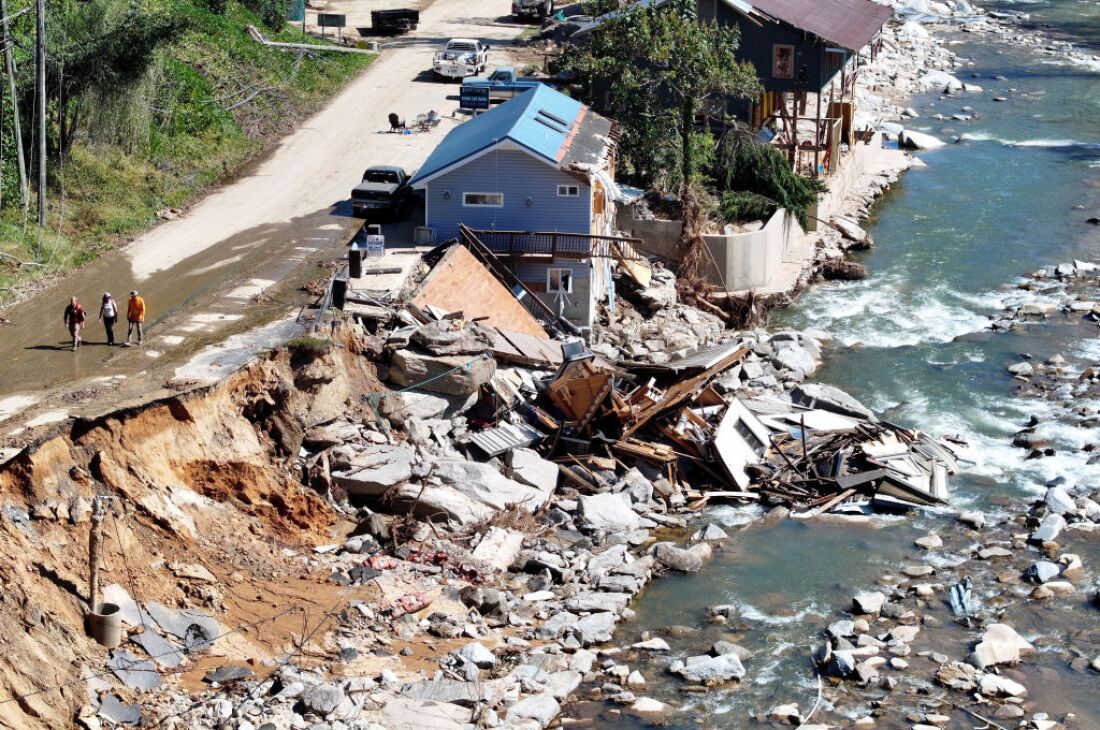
[[534, 109, 569, 133]]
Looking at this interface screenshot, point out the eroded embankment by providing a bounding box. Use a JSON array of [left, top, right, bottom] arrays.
[[0, 332, 383, 729]]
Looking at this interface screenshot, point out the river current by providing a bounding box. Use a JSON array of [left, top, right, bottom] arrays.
[[569, 2, 1100, 727]]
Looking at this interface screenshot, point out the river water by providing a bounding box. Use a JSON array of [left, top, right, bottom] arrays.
[[569, 4, 1100, 727]]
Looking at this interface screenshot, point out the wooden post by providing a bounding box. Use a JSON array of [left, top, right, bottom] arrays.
[[814, 91, 822, 178], [88, 497, 106, 611]]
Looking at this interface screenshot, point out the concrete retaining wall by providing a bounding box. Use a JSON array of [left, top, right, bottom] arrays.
[[617, 207, 805, 292], [810, 131, 891, 229]]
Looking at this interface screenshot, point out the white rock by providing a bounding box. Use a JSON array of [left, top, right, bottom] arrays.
[[969, 624, 1035, 669]]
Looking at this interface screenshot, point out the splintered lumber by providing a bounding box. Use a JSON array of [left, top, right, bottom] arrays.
[[687, 490, 759, 510], [621, 347, 749, 437], [546, 360, 612, 423], [612, 437, 677, 464], [806, 488, 857, 516]]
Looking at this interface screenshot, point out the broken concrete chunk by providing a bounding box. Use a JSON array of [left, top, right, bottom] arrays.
[[433, 459, 553, 512]]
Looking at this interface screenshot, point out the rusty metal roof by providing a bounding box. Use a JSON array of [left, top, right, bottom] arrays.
[[750, 0, 893, 51]]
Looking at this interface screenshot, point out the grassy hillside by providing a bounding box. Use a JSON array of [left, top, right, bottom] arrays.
[[0, 0, 373, 303]]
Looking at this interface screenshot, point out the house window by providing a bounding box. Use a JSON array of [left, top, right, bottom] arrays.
[[463, 192, 503, 207], [557, 184, 579, 197], [547, 268, 573, 294], [772, 44, 795, 79]]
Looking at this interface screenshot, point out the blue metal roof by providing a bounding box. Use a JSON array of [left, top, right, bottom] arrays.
[[409, 85, 585, 188]]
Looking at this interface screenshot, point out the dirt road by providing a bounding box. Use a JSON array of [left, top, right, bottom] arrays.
[[0, 0, 531, 435]]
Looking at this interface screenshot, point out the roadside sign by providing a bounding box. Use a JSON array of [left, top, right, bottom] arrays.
[[317, 12, 346, 40], [460, 86, 490, 111], [286, 0, 304, 21]]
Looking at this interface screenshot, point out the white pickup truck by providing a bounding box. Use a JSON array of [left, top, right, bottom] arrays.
[[433, 38, 490, 81]]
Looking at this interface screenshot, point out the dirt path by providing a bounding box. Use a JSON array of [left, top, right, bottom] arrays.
[[0, 0, 531, 435]]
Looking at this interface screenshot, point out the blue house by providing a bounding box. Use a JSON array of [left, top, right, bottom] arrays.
[[410, 85, 622, 327]]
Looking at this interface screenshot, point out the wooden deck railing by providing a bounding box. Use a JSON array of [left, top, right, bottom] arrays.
[[467, 229, 647, 262]]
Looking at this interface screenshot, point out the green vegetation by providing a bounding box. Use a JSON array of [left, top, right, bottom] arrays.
[[559, 0, 758, 284], [0, 0, 373, 302], [561, 0, 758, 190], [715, 124, 827, 228], [287, 336, 334, 357]]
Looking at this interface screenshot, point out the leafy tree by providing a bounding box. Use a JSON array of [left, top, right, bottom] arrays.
[[562, 0, 758, 189], [561, 0, 759, 288], [714, 123, 826, 227]]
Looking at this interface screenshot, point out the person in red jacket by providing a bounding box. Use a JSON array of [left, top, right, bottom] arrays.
[[62, 296, 86, 351]]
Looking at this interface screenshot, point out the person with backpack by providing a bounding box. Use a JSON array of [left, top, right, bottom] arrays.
[[98, 292, 119, 345], [62, 296, 86, 351], [125, 290, 145, 346]]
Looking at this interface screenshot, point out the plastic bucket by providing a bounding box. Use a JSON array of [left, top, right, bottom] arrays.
[[87, 602, 122, 648]]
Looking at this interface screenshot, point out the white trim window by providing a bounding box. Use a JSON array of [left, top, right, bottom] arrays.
[[547, 268, 573, 294], [556, 184, 580, 197], [463, 192, 504, 207]]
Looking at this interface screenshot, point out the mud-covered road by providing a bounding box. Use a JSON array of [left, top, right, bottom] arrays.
[[0, 0, 530, 434]]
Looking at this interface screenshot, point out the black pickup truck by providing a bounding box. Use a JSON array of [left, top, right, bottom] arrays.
[[350, 166, 413, 219]]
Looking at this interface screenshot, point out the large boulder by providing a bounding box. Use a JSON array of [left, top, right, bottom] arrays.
[[506, 448, 559, 492], [392, 484, 495, 526], [412, 320, 495, 356], [791, 383, 875, 420], [578, 492, 641, 532], [899, 129, 946, 150], [389, 349, 494, 396], [772, 343, 818, 379], [332, 444, 416, 496], [1044, 486, 1077, 515], [506, 693, 561, 728], [574, 612, 616, 645], [969, 624, 1035, 669], [1029, 513, 1066, 543], [671, 654, 745, 685], [433, 459, 553, 512], [652, 542, 712, 573], [564, 592, 630, 614], [852, 591, 887, 615]]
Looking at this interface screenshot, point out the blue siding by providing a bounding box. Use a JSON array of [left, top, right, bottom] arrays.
[[425, 150, 592, 241]]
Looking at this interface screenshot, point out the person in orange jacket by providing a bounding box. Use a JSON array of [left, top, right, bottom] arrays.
[[125, 290, 146, 345]]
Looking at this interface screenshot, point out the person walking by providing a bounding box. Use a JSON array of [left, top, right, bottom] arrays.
[[98, 292, 119, 345], [62, 296, 86, 351], [125, 290, 145, 346]]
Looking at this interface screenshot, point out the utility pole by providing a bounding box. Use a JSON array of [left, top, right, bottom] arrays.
[[35, 0, 45, 243], [88, 496, 106, 612], [1, 0, 28, 212]]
